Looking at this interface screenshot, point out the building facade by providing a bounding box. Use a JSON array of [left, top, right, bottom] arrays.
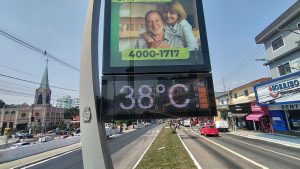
[[215, 92, 230, 121], [228, 78, 271, 131], [56, 96, 79, 109], [0, 63, 64, 135], [255, 1, 300, 135]]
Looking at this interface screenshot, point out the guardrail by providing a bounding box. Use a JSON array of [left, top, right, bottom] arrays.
[[0, 136, 80, 163]]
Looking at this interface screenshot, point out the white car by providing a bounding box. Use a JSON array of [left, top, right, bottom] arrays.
[[183, 120, 191, 127], [10, 142, 31, 149]]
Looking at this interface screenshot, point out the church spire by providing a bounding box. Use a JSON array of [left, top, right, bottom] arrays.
[[34, 59, 51, 105], [40, 59, 50, 89]]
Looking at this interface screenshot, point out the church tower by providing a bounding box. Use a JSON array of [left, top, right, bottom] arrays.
[[34, 61, 51, 105]]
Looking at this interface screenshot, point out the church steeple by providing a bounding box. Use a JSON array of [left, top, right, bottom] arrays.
[[40, 59, 50, 89], [34, 60, 51, 105]]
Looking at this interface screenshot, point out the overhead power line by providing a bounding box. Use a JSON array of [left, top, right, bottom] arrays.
[[0, 64, 79, 90], [0, 73, 78, 92], [0, 28, 79, 71], [0, 80, 75, 98], [216, 46, 265, 88]]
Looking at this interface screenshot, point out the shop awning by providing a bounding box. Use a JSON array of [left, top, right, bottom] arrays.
[[246, 114, 264, 121]]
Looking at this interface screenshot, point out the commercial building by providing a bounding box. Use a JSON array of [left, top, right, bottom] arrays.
[[255, 1, 300, 135], [215, 92, 230, 120], [0, 63, 64, 135], [56, 96, 79, 109], [228, 78, 271, 132]]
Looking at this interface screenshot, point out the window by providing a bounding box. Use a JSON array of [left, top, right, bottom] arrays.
[[278, 62, 292, 76], [234, 93, 237, 99], [297, 23, 300, 30], [272, 36, 284, 51], [244, 90, 249, 96], [221, 100, 224, 105]]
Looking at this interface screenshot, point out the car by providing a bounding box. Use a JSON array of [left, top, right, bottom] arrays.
[[39, 136, 54, 142], [60, 135, 69, 139], [24, 133, 34, 138], [199, 124, 219, 137], [15, 132, 25, 139], [183, 120, 191, 127], [10, 142, 31, 149]]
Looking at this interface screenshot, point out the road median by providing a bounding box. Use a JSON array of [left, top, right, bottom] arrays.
[[135, 126, 197, 169]]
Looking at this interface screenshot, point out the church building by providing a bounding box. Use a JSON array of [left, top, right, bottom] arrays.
[[0, 63, 65, 135]]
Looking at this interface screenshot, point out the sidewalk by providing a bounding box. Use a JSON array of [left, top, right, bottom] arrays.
[[229, 130, 300, 149]]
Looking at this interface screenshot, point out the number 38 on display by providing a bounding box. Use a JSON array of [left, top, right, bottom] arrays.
[[119, 84, 190, 110]]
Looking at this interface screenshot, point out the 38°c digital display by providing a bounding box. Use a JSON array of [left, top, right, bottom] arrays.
[[101, 73, 216, 120]]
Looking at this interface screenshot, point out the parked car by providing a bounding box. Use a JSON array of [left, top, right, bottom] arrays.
[[56, 130, 67, 135], [39, 136, 54, 142], [25, 133, 33, 138], [145, 122, 151, 126], [15, 132, 34, 139], [199, 124, 219, 137], [10, 142, 31, 149], [15, 132, 25, 139], [105, 127, 112, 139]]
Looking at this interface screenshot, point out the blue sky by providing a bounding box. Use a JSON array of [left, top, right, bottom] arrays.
[[0, 0, 297, 105]]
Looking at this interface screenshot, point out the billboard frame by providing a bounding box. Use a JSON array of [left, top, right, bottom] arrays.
[[102, 0, 211, 75]]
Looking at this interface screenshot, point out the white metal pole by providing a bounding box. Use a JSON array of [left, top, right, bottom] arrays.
[[80, 0, 113, 168]]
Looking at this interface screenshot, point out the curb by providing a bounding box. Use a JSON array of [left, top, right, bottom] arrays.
[[230, 133, 300, 149]]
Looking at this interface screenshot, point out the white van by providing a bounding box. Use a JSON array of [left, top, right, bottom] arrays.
[[215, 120, 229, 132]]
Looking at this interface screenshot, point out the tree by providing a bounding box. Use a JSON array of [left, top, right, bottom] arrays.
[[64, 106, 79, 119], [0, 99, 6, 108]]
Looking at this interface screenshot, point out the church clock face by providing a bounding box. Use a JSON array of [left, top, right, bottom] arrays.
[[35, 112, 39, 116]]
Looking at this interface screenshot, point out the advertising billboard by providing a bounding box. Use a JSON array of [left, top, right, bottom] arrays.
[[254, 71, 300, 105], [101, 73, 216, 120], [103, 0, 211, 74]]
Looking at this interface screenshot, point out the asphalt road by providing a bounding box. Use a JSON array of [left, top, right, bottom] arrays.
[[178, 127, 300, 169], [15, 124, 161, 169]]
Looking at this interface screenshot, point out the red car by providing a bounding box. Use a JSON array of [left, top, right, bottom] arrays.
[[200, 124, 219, 137]]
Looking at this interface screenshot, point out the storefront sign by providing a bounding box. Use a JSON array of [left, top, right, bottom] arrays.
[[102, 0, 211, 74], [254, 71, 300, 105], [101, 73, 216, 120], [269, 104, 300, 110], [229, 103, 251, 114]]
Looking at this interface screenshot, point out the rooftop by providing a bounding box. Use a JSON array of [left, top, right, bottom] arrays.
[[255, 1, 300, 44]]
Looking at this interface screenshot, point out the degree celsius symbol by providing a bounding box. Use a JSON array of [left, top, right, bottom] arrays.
[[119, 83, 190, 110]]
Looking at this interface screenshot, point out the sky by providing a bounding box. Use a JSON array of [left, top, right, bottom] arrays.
[[0, 0, 297, 105]]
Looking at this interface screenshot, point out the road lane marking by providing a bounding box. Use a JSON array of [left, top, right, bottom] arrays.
[[189, 131, 269, 169], [20, 147, 81, 169], [132, 127, 161, 169], [222, 135, 300, 161], [177, 132, 202, 169]]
